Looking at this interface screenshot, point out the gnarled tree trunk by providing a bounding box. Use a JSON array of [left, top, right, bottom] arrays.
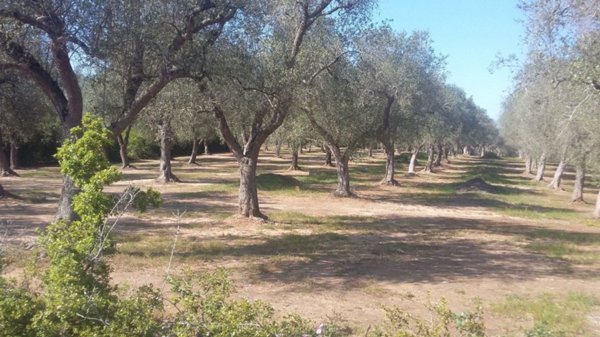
[[422, 145, 434, 173], [156, 122, 180, 183], [548, 159, 567, 190], [571, 163, 585, 202], [9, 143, 18, 170], [534, 152, 546, 182], [188, 138, 200, 164], [289, 145, 300, 170], [330, 145, 352, 197], [238, 154, 263, 218], [380, 142, 398, 186]]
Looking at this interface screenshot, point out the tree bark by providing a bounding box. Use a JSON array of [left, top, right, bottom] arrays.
[[548, 159, 567, 190], [534, 152, 547, 182], [368, 146, 374, 157], [0, 184, 4, 198], [156, 121, 180, 183], [324, 145, 334, 167], [380, 142, 398, 186], [203, 138, 210, 155], [524, 155, 533, 175], [275, 140, 282, 158], [480, 146, 485, 157], [434, 143, 443, 167], [188, 138, 200, 164], [408, 149, 419, 174], [329, 145, 352, 197], [422, 145, 434, 173], [289, 145, 300, 170], [571, 163, 585, 202], [594, 189, 600, 219], [0, 147, 18, 177], [238, 155, 264, 218], [117, 126, 134, 169], [9, 143, 18, 170], [463, 146, 470, 156]]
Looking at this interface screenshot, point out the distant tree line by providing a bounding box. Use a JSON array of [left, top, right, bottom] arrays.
[[500, 0, 600, 218]]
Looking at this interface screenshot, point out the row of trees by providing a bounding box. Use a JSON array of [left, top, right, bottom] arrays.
[[0, 0, 498, 219], [499, 0, 600, 218]]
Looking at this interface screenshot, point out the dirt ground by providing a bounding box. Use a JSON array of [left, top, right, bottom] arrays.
[[2, 150, 600, 336]]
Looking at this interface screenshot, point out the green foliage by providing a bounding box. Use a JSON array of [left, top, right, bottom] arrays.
[[128, 130, 159, 160], [369, 298, 486, 337]]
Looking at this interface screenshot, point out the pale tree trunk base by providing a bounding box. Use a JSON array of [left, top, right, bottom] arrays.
[[0, 169, 19, 177], [548, 160, 567, 190], [289, 147, 301, 171], [332, 189, 355, 198], [534, 153, 546, 182], [421, 146, 434, 173], [571, 164, 585, 203], [380, 178, 399, 186], [239, 156, 267, 219], [9, 143, 19, 170], [0, 184, 4, 198], [380, 146, 399, 186]]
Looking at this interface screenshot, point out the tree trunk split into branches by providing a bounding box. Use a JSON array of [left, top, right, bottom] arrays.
[[571, 163, 585, 202], [548, 160, 567, 190], [534, 152, 546, 182]]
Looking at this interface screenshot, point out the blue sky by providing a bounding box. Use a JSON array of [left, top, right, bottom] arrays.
[[375, 0, 525, 120]]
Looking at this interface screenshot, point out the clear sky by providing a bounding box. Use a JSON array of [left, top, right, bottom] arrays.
[[375, 0, 525, 121]]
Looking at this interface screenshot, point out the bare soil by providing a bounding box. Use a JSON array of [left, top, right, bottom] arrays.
[[2, 151, 600, 336]]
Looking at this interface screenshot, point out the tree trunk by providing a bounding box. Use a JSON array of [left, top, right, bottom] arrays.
[[55, 176, 79, 221], [368, 146, 374, 157], [434, 144, 443, 167], [594, 190, 600, 219], [463, 146, 470, 156], [422, 145, 434, 173], [117, 131, 133, 169], [275, 140, 282, 158], [0, 147, 18, 177], [203, 138, 211, 155], [329, 146, 352, 197], [534, 152, 547, 182], [238, 155, 265, 218], [408, 149, 419, 174], [571, 163, 585, 202], [548, 159, 567, 190], [188, 138, 199, 164], [480, 146, 485, 157], [524, 155, 533, 175], [289, 145, 300, 170], [9, 143, 18, 170], [324, 146, 334, 167], [380, 143, 398, 186], [0, 184, 4, 198], [156, 122, 180, 183]]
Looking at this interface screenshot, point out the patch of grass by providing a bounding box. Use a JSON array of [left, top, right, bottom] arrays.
[[493, 292, 598, 336], [522, 229, 600, 265], [269, 211, 321, 225], [256, 173, 301, 191], [297, 171, 337, 186]]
